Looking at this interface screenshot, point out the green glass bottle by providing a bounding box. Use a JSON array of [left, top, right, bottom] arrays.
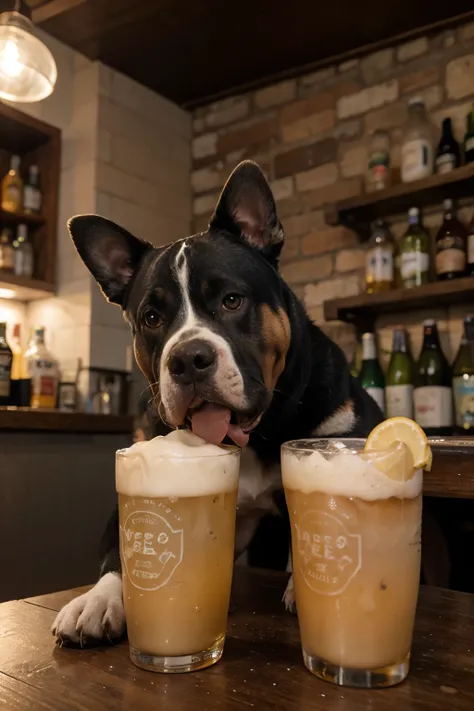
[[386, 328, 414, 418], [400, 207, 430, 288], [452, 315, 474, 434], [413, 320, 453, 436], [359, 332, 385, 414]]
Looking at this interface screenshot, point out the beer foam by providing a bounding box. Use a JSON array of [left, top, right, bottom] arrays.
[[116, 429, 239, 498], [282, 448, 423, 500]]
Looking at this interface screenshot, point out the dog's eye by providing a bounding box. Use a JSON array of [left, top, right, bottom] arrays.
[[143, 308, 162, 328], [222, 294, 243, 311]]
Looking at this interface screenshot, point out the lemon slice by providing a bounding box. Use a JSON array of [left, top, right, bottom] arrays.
[[365, 416, 432, 471], [361, 441, 415, 482]]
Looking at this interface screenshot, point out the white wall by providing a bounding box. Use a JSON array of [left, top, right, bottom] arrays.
[[2, 32, 192, 400]]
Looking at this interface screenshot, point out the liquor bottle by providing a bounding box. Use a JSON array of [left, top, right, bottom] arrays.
[[1, 155, 23, 213], [359, 332, 385, 413], [401, 98, 434, 183], [452, 316, 474, 434], [400, 207, 430, 288], [0, 322, 13, 406], [435, 199, 467, 280], [435, 118, 460, 174], [365, 220, 395, 294], [0, 227, 14, 273], [413, 320, 453, 436], [23, 165, 42, 214], [467, 210, 474, 277], [13, 224, 34, 278], [25, 326, 60, 409], [464, 106, 474, 164], [386, 328, 414, 418], [10, 324, 28, 380]]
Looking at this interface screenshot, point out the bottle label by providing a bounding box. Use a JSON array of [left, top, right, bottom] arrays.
[[436, 153, 456, 173], [435, 236, 466, 274], [401, 251, 429, 280], [0, 352, 12, 398], [23, 185, 41, 212], [366, 247, 393, 284], [28, 358, 58, 408], [468, 233, 474, 265], [365, 387, 385, 413], [414, 386, 453, 428], [386, 385, 414, 419], [401, 139, 433, 182], [453, 375, 474, 429], [465, 137, 474, 152]]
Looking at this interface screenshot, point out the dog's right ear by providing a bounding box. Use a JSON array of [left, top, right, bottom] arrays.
[[68, 215, 152, 306]]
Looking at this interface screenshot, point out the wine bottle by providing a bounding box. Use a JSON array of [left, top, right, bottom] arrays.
[[413, 320, 453, 436], [452, 316, 474, 434], [359, 332, 385, 413], [386, 328, 414, 418], [435, 118, 460, 173], [0, 322, 13, 406], [464, 106, 474, 164], [400, 207, 430, 288], [435, 199, 467, 280], [467, 210, 474, 277]]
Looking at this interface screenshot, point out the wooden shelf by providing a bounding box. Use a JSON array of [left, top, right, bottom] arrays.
[[324, 276, 474, 326], [0, 272, 55, 301], [0, 408, 133, 434], [0, 208, 45, 228], [324, 163, 474, 238], [0, 102, 60, 299]]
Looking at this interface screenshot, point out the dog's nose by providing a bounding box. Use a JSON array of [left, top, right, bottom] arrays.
[[167, 340, 217, 382]]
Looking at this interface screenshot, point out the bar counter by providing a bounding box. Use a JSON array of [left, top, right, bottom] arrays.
[[0, 407, 133, 433]]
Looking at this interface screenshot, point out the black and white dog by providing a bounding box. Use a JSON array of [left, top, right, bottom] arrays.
[[52, 161, 382, 645]]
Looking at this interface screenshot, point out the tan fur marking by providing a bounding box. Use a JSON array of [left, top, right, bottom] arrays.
[[260, 304, 291, 391], [314, 399, 357, 436]]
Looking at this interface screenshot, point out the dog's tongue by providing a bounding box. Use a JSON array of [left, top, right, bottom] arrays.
[[191, 403, 249, 448]]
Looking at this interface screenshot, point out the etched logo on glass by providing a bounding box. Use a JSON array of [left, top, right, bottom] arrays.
[[296, 510, 361, 595], [122, 510, 183, 591]]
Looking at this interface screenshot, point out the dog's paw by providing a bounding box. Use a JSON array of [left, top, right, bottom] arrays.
[[283, 574, 296, 614], [52, 572, 125, 647]]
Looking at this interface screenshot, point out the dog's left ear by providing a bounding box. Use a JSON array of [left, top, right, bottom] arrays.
[[209, 160, 284, 261]]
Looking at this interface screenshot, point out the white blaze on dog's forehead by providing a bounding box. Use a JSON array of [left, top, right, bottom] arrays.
[[159, 239, 248, 420]]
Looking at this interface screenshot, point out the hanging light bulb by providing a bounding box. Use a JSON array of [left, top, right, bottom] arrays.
[[0, 2, 57, 103]]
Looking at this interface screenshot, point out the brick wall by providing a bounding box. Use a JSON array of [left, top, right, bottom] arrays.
[[191, 21, 474, 368]]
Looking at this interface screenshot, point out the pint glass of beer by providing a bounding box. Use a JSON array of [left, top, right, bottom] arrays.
[[116, 430, 240, 673], [282, 439, 422, 688]]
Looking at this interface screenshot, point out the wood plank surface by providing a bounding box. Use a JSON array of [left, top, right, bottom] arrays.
[[0, 569, 472, 710]]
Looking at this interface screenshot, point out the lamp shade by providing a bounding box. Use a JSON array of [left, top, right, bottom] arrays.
[[0, 11, 57, 103]]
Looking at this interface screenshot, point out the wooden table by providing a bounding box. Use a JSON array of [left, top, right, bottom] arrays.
[[0, 569, 473, 710]]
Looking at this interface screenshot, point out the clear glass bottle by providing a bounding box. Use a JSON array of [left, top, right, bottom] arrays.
[[365, 220, 395, 294], [25, 326, 60, 409], [23, 165, 42, 214], [13, 223, 34, 278], [10, 323, 29, 380], [400, 207, 430, 288], [401, 98, 435, 183], [435, 199, 467, 281], [366, 131, 391, 192]]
